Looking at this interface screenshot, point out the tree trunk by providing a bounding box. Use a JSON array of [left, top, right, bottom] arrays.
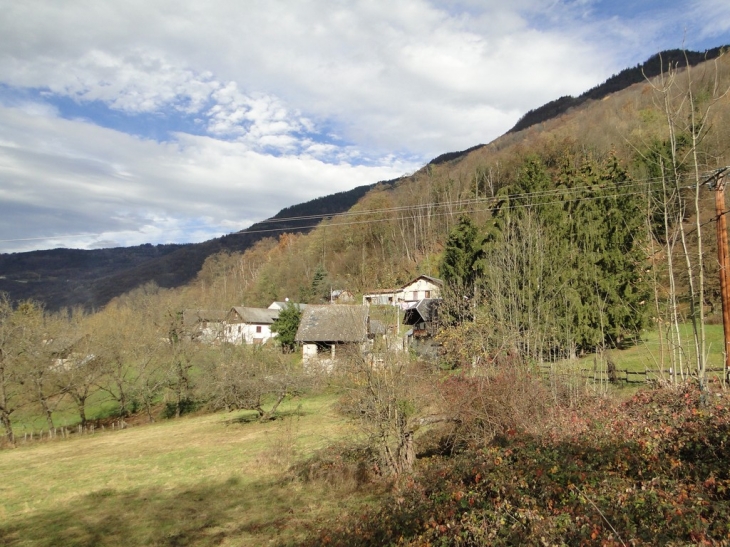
[[1, 410, 14, 446], [73, 395, 88, 428], [36, 381, 55, 430], [395, 431, 415, 474], [260, 389, 287, 422], [144, 399, 155, 422]]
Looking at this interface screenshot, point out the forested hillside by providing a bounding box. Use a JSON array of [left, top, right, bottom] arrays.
[[205, 52, 730, 313]]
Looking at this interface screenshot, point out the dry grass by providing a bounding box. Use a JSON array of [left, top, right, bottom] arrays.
[[0, 393, 374, 547]]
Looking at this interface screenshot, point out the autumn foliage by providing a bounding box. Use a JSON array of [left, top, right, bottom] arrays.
[[298, 384, 730, 546]]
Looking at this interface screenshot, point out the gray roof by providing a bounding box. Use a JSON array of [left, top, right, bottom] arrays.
[[183, 309, 228, 327], [295, 305, 369, 343], [402, 299, 441, 325], [228, 307, 279, 324], [46, 334, 89, 357], [401, 274, 443, 289], [268, 301, 308, 311]]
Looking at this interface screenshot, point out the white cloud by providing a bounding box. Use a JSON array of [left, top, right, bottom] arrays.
[[0, 104, 411, 253], [694, 0, 730, 38], [0, 1, 616, 155]]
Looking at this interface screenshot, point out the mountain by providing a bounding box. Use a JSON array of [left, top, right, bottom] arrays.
[[2, 46, 727, 311], [0, 181, 396, 311]]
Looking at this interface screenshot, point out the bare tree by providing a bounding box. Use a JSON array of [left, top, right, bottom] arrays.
[[204, 344, 306, 421], [0, 295, 31, 445], [646, 50, 730, 385], [338, 350, 455, 476]]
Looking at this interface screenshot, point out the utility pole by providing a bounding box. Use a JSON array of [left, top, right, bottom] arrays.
[[710, 169, 730, 380]]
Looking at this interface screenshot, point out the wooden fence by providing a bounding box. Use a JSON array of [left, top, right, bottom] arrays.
[[537, 363, 728, 385], [0, 420, 128, 447]]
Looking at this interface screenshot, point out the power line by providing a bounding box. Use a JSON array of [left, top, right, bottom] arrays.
[[4, 168, 727, 245], [0, 233, 108, 244]]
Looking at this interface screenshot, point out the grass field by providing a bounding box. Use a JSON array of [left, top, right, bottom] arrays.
[[0, 393, 374, 547], [608, 322, 726, 372], [541, 323, 730, 388]]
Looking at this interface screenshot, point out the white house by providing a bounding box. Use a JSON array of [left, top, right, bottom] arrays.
[[224, 307, 280, 345], [399, 275, 443, 304], [363, 275, 443, 307]]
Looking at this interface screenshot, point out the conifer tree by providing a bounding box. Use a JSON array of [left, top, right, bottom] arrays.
[[271, 302, 302, 353], [481, 154, 649, 358], [439, 216, 485, 324]]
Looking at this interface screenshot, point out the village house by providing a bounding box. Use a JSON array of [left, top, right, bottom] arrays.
[[402, 298, 441, 339], [224, 307, 279, 345], [182, 309, 227, 343], [295, 305, 369, 366], [362, 287, 399, 306], [402, 298, 442, 359], [47, 334, 94, 371], [399, 275, 443, 304], [362, 275, 443, 307], [330, 289, 355, 303]]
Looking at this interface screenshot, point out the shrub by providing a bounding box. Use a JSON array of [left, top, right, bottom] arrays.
[[162, 397, 199, 419]]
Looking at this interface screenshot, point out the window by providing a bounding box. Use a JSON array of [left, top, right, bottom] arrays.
[[424, 290, 431, 298], [256, 326, 262, 333]]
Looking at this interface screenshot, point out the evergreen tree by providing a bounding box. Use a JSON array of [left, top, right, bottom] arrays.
[[439, 215, 484, 289], [439, 216, 485, 324], [271, 302, 302, 353], [309, 265, 330, 303], [483, 154, 649, 357]]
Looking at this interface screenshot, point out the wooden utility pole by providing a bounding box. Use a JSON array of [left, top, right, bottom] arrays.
[[711, 170, 730, 380]]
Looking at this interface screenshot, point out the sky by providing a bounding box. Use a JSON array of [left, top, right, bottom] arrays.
[[1, 1, 729, 254]]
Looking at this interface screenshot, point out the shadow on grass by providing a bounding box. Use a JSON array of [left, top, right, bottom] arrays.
[[0, 474, 324, 547], [225, 407, 307, 425]]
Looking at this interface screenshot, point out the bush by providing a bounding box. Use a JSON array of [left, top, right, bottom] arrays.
[[438, 365, 581, 447], [162, 397, 199, 419], [298, 385, 730, 546], [291, 443, 381, 491]]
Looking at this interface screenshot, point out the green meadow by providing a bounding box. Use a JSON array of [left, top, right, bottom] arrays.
[[0, 394, 376, 547]]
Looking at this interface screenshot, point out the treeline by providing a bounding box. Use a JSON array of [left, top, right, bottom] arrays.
[[0, 287, 304, 446]]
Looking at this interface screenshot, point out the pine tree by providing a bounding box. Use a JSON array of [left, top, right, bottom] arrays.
[[439, 216, 485, 324], [271, 302, 303, 353]]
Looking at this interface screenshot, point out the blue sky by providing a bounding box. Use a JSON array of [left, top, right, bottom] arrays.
[[1, 0, 729, 253]]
